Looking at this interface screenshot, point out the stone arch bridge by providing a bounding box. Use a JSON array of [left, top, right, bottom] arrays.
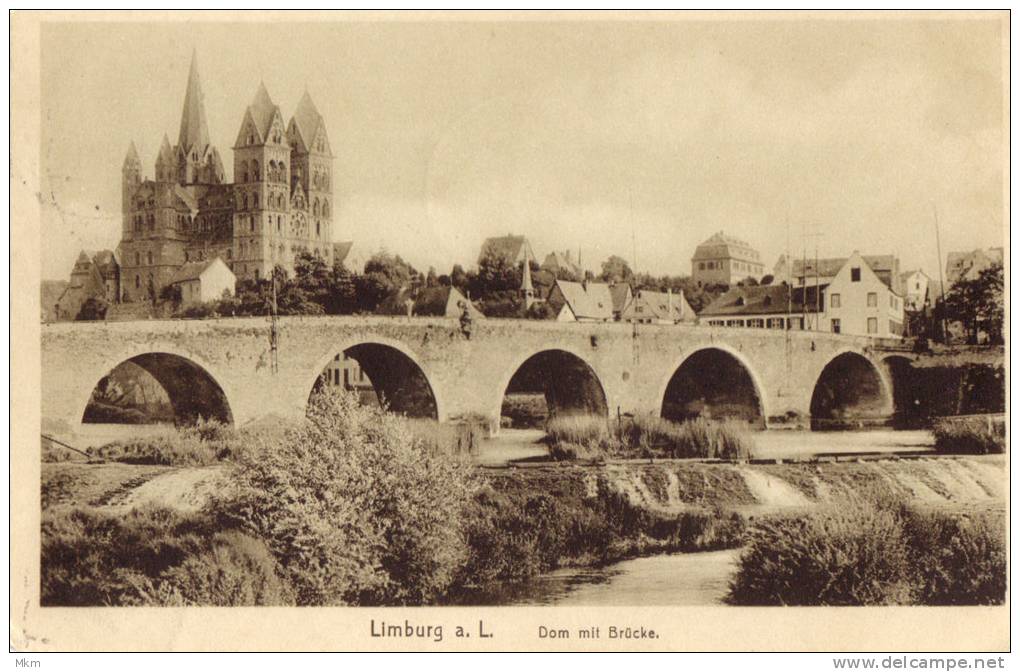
[[41, 316, 914, 434]]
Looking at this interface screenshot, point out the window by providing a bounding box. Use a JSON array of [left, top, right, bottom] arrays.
[[255, 269, 260, 281], [748, 318, 764, 328], [867, 317, 878, 334], [830, 293, 841, 308], [698, 262, 705, 270], [790, 316, 804, 330], [250, 217, 255, 233], [831, 319, 841, 334], [147, 251, 153, 265], [134, 252, 140, 266], [316, 221, 320, 237], [185, 251, 189, 262], [277, 215, 281, 232], [767, 317, 784, 329], [851, 267, 861, 282], [135, 275, 140, 289], [867, 292, 877, 307]]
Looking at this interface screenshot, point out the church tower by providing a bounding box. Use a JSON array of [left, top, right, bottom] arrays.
[[232, 82, 290, 282], [175, 51, 223, 185], [287, 91, 334, 265], [121, 142, 141, 225]]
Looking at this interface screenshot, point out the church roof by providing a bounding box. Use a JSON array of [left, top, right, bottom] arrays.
[[291, 91, 324, 149], [123, 141, 140, 167], [177, 50, 211, 154], [248, 82, 280, 140], [157, 134, 174, 164]]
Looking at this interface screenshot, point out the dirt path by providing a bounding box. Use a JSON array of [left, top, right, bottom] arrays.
[[102, 464, 230, 513]]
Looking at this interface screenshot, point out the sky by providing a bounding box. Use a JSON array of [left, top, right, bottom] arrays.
[[40, 16, 1006, 281]]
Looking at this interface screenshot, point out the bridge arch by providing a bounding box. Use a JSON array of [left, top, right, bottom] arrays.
[[305, 336, 444, 420], [882, 354, 922, 428], [657, 345, 767, 429], [494, 346, 609, 428], [77, 346, 235, 427], [809, 348, 894, 430]]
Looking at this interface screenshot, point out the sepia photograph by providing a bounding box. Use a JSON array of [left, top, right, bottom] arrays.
[[11, 9, 1009, 652]]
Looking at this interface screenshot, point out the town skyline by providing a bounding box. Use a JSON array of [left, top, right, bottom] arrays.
[[41, 19, 1005, 282]]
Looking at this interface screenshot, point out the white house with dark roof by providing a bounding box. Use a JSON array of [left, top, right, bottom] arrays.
[[169, 257, 236, 307], [701, 252, 905, 338], [621, 288, 697, 324]]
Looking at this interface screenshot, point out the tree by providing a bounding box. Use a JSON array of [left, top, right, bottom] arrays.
[[599, 255, 634, 284], [355, 251, 418, 312], [450, 264, 469, 292], [942, 263, 1003, 344], [760, 274, 775, 286], [474, 249, 520, 297], [426, 267, 439, 288]]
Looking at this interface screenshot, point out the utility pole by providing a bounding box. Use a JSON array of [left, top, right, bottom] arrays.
[[270, 271, 279, 374], [932, 203, 949, 344]]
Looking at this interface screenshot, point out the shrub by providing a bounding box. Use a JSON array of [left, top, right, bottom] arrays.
[[728, 499, 914, 606], [728, 501, 1007, 606], [545, 414, 754, 461], [900, 508, 1006, 605], [932, 416, 1005, 454], [89, 420, 247, 466], [156, 531, 293, 606], [41, 505, 212, 606], [216, 386, 477, 606]]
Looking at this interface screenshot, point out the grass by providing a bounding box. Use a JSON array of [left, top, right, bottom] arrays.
[[397, 417, 488, 457], [932, 415, 1005, 454], [727, 499, 1006, 606], [545, 414, 754, 461]]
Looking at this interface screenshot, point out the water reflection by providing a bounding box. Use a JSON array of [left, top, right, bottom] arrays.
[[450, 549, 740, 606]]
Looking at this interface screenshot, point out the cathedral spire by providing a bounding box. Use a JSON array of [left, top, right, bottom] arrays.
[[123, 141, 140, 168], [177, 49, 211, 154]]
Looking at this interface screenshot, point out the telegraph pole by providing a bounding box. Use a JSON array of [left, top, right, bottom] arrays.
[[270, 271, 279, 374], [802, 228, 824, 330]]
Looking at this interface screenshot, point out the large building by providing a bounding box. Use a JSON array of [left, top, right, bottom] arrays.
[[118, 52, 335, 302], [690, 231, 765, 286], [945, 247, 1003, 288], [701, 251, 905, 338]]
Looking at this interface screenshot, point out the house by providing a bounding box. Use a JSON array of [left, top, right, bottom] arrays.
[[945, 247, 1003, 288], [478, 234, 534, 267], [41, 280, 69, 322], [701, 252, 905, 338], [621, 289, 697, 324], [900, 269, 931, 311], [546, 279, 614, 322], [376, 285, 484, 319], [699, 284, 823, 331], [691, 231, 765, 286], [541, 249, 583, 279], [774, 253, 903, 295], [54, 250, 121, 320], [333, 240, 368, 274], [169, 257, 236, 307]]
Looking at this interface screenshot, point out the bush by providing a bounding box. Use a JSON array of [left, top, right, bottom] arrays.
[[89, 420, 243, 466], [901, 508, 1006, 605], [728, 501, 1006, 606], [545, 414, 754, 461], [932, 416, 1005, 454], [216, 386, 477, 606], [500, 393, 548, 429], [156, 531, 294, 606], [41, 505, 291, 606]]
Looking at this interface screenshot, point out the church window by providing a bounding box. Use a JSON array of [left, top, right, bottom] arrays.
[[253, 160, 260, 181], [323, 201, 329, 217], [250, 217, 255, 233], [316, 221, 320, 237], [253, 193, 259, 208], [147, 251, 153, 265], [242, 194, 248, 210], [134, 252, 140, 266], [313, 199, 320, 217], [185, 251, 189, 262], [135, 275, 140, 289], [277, 215, 281, 232], [255, 268, 260, 281]]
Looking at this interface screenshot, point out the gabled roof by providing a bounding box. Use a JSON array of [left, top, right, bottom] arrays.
[[553, 280, 614, 321], [248, 82, 280, 140], [290, 91, 326, 152], [542, 250, 582, 278], [622, 289, 696, 322], [691, 230, 761, 261], [608, 283, 632, 313], [783, 254, 899, 291], [169, 258, 227, 284], [177, 50, 211, 155], [700, 283, 826, 317], [334, 241, 354, 265]]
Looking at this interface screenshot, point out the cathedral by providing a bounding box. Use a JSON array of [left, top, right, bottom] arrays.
[[118, 51, 335, 302]]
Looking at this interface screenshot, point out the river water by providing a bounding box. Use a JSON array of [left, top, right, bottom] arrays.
[[455, 549, 742, 606]]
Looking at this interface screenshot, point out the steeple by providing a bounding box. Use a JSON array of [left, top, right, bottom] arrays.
[[122, 141, 140, 169], [177, 49, 211, 154]]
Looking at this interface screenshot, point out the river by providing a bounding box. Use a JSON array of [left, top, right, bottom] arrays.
[[454, 549, 742, 606]]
